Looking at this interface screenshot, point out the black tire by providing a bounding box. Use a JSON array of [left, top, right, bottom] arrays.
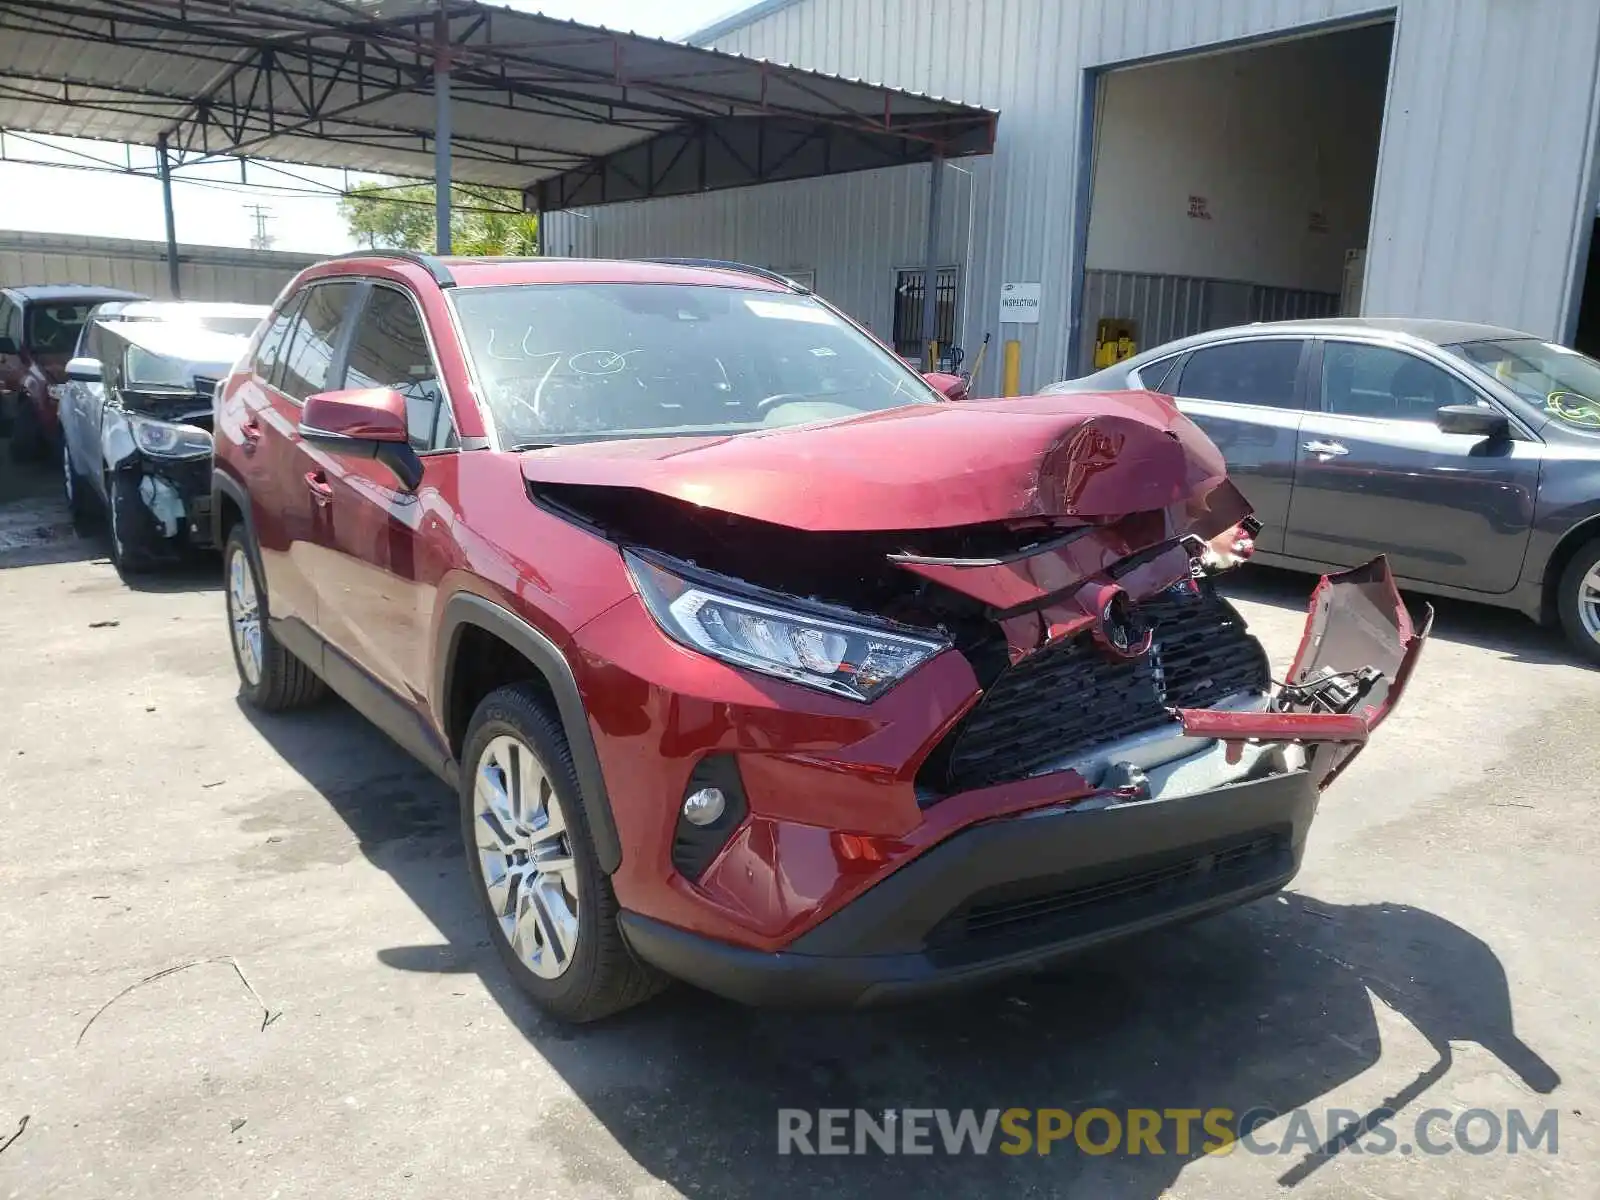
[[62, 438, 94, 533], [1556, 538, 1600, 666], [223, 525, 326, 711], [106, 471, 156, 576], [9, 396, 43, 462], [460, 684, 664, 1022]]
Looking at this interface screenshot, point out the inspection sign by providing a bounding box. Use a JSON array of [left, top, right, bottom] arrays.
[[999, 282, 1042, 324]]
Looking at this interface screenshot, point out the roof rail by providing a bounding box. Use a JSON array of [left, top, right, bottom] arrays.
[[641, 258, 807, 292], [320, 248, 455, 287]]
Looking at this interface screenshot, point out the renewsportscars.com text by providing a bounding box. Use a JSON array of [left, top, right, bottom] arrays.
[[777, 1107, 1559, 1158]]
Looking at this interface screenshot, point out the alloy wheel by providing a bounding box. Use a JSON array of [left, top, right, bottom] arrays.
[[1579, 563, 1600, 644], [61, 442, 73, 506], [227, 545, 263, 687], [473, 734, 580, 980]]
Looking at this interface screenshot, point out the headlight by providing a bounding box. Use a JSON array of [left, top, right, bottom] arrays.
[[625, 549, 946, 702], [128, 413, 212, 459]]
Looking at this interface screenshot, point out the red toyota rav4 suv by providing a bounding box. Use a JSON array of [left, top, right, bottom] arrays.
[[212, 252, 1429, 1022]]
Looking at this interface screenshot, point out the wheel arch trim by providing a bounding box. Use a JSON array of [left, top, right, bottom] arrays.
[[1541, 513, 1600, 624], [437, 592, 623, 875]]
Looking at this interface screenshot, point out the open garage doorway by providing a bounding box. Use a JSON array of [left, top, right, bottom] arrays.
[[1076, 19, 1395, 372], [1572, 215, 1600, 357]]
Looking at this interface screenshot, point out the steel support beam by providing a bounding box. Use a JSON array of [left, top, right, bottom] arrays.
[[920, 153, 945, 370], [156, 132, 181, 298], [434, 10, 452, 255]]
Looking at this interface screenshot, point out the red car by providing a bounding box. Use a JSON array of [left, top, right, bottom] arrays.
[[0, 284, 147, 458], [212, 253, 1429, 1022]]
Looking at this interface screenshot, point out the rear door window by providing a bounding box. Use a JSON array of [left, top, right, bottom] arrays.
[[252, 295, 303, 385], [1173, 340, 1306, 408], [278, 282, 358, 402]]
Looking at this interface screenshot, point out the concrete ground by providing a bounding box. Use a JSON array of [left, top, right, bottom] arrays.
[[0, 460, 1596, 1200]]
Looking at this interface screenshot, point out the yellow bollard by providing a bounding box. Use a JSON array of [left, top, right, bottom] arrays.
[[1002, 339, 1022, 397]]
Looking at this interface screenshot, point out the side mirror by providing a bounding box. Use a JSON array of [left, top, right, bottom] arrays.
[[923, 371, 970, 401], [0, 336, 16, 355], [1435, 403, 1510, 440], [65, 357, 103, 383], [299, 387, 423, 492]]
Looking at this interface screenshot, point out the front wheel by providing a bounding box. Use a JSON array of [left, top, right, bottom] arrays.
[[106, 472, 156, 575], [224, 526, 325, 710], [1557, 538, 1600, 666], [460, 684, 664, 1022]]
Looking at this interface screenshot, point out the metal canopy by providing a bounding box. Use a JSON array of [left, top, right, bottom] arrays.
[[0, 0, 997, 211]]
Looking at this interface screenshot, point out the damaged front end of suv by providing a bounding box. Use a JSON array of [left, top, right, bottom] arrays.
[[75, 321, 243, 566], [526, 389, 1431, 1007]]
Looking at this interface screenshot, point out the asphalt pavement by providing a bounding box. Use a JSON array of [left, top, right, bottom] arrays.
[[0, 466, 1595, 1199]]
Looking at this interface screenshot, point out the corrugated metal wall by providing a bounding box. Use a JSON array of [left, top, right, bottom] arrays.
[[1077, 269, 1337, 369], [0, 232, 316, 304], [552, 0, 1600, 396], [543, 158, 982, 342]]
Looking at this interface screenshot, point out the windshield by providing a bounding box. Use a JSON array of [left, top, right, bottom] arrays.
[[1448, 338, 1600, 431], [450, 283, 940, 447]]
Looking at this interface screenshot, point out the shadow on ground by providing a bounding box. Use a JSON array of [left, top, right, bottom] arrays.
[[240, 697, 1559, 1198], [1221, 562, 1579, 668]]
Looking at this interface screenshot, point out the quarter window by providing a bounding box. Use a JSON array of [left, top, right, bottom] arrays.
[[344, 287, 457, 453], [1136, 354, 1184, 393], [1321, 342, 1480, 420], [278, 282, 358, 402], [1173, 340, 1304, 408]]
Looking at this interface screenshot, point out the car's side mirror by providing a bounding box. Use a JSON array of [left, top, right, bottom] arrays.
[[299, 387, 423, 492], [0, 336, 16, 355], [1435, 403, 1510, 440], [65, 357, 103, 383], [923, 371, 969, 401]]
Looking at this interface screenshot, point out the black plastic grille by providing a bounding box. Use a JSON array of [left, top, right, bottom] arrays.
[[924, 831, 1290, 958], [934, 583, 1270, 793]]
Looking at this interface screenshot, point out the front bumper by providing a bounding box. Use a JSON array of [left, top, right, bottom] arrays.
[[115, 453, 213, 554], [620, 765, 1316, 1007]]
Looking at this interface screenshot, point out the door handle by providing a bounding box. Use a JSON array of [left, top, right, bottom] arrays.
[[240, 418, 263, 455], [1302, 439, 1349, 458], [305, 470, 333, 506]]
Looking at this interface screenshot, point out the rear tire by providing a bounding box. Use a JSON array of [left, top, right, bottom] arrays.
[[460, 683, 664, 1022], [224, 525, 325, 711], [1556, 538, 1600, 666], [62, 439, 93, 533]]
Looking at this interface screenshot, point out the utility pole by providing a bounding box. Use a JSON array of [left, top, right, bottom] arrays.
[[244, 204, 275, 250]]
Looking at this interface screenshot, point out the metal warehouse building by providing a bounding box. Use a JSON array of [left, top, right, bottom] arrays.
[[542, 0, 1600, 396]]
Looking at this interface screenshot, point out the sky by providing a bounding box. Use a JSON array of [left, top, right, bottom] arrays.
[[0, 0, 749, 255]]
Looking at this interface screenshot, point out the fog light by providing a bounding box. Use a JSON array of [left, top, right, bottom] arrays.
[[682, 787, 726, 826]]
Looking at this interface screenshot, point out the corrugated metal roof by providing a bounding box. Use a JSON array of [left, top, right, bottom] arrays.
[[0, 0, 995, 204]]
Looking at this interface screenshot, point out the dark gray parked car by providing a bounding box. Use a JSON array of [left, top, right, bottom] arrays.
[[1045, 317, 1600, 662]]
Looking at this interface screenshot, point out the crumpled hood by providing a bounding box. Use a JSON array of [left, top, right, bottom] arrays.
[[519, 392, 1233, 532]]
